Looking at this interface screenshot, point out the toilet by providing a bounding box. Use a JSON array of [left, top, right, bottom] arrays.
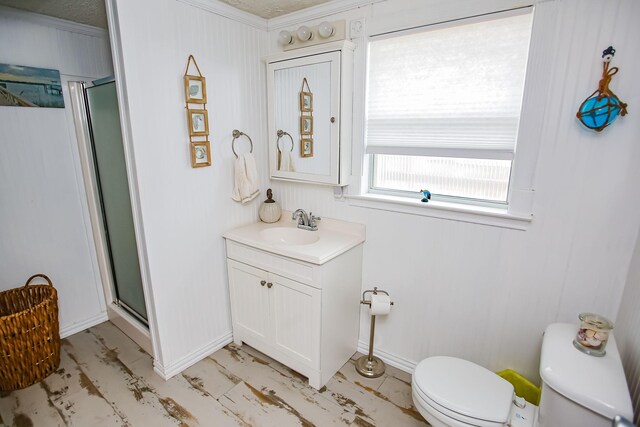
[[412, 323, 634, 427]]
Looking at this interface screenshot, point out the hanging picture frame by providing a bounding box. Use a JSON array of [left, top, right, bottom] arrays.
[[187, 108, 209, 136], [300, 91, 313, 112], [300, 116, 313, 135], [184, 75, 207, 104], [301, 138, 313, 157], [191, 141, 211, 167], [184, 55, 207, 104]]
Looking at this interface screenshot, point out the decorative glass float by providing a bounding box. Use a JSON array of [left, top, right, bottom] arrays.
[[576, 46, 628, 132]]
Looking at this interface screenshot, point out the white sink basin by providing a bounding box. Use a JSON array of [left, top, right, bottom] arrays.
[[223, 212, 365, 264], [260, 227, 320, 245]]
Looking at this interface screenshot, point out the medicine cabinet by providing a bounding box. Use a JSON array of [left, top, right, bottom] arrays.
[[265, 41, 355, 186]]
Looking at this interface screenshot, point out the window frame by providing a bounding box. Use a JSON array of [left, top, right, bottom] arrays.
[[346, 1, 559, 229], [368, 155, 513, 209]]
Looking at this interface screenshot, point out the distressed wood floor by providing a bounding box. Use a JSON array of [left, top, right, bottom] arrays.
[[0, 321, 427, 426]]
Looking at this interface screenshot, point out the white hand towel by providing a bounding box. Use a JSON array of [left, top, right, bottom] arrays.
[[279, 150, 296, 172], [232, 153, 260, 204]]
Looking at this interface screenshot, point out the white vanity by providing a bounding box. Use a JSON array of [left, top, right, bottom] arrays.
[[223, 214, 365, 389]]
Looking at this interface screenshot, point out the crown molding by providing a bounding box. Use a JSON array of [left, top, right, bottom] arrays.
[[266, 0, 383, 30], [0, 5, 107, 38], [176, 0, 268, 30]]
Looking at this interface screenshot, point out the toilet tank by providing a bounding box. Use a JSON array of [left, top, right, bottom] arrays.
[[538, 323, 633, 427]]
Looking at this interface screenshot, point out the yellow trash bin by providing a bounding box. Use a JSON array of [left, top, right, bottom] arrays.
[[496, 369, 541, 405]]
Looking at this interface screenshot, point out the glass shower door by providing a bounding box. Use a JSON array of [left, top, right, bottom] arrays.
[[86, 82, 147, 322]]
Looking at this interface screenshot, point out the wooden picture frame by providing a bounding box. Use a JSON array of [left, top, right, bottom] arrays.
[[301, 138, 313, 157], [191, 141, 211, 167], [300, 116, 313, 135], [184, 75, 207, 104], [299, 91, 313, 112], [187, 109, 209, 136]]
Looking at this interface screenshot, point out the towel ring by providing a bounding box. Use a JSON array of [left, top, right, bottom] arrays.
[[276, 130, 294, 153], [232, 129, 253, 158]]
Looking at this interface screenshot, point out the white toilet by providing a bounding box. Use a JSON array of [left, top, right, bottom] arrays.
[[412, 323, 634, 427]]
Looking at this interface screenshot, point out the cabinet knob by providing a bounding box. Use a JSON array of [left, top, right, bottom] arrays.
[[330, 117, 336, 123], [260, 280, 266, 286], [267, 282, 273, 289]]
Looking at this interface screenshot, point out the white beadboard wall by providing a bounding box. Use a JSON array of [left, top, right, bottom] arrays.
[[0, 10, 113, 336], [616, 230, 640, 424], [110, 0, 269, 375], [109, 0, 640, 388], [267, 0, 640, 382]]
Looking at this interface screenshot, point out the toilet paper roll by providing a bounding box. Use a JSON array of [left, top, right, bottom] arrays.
[[369, 294, 391, 316]]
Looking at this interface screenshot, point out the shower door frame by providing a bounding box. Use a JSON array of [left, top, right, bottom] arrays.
[[68, 80, 154, 357]]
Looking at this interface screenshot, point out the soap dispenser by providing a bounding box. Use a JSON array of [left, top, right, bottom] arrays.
[[259, 189, 282, 223]]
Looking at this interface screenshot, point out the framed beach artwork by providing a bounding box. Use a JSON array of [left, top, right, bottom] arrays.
[[0, 63, 64, 108]]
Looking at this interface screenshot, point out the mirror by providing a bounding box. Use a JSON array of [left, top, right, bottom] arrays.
[[267, 51, 341, 185], [274, 60, 331, 174]]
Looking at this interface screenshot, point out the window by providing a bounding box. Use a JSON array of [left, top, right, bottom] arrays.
[[365, 10, 533, 206]]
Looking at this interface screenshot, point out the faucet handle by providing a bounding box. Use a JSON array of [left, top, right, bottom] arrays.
[[309, 212, 321, 225]]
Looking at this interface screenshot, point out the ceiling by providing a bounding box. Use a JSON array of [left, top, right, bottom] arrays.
[[0, 0, 108, 28], [0, 0, 333, 28], [217, 0, 331, 19]]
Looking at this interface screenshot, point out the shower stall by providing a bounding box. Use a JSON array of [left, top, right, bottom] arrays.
[[69, 79, 151, 352]]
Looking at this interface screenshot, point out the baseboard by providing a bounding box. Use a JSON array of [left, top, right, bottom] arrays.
[[357, 340, 417, 374], [153, 331, 233, 380], [60, 311, 109, 338]]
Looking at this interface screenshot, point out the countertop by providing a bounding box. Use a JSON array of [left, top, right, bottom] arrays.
[[223, 212, 366, 265]]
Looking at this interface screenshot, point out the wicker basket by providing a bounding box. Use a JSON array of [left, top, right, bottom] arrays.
[[0, 274, 60, 391]]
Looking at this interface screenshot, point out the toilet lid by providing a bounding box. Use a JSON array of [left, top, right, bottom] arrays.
[[413, 356, 514, 424]]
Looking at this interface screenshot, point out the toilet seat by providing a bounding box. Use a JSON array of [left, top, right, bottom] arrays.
[[413, 356, 514, 426], [412, 386, 504, 427]]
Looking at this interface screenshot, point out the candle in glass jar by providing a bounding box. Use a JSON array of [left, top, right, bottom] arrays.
[[573, 313, 614, 357]]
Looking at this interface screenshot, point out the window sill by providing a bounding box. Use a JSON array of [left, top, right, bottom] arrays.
[[345, 193, 532, 230]]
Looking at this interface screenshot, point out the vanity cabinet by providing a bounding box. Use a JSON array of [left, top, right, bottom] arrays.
[[227, 259, 321, 371], [265, 41, 355, 186], [225, 239, 363, 390]]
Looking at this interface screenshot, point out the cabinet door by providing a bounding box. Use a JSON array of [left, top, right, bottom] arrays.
[[267, 51, 341, 185], [269, 273, 321, 368], [227, 260, 270, 342]]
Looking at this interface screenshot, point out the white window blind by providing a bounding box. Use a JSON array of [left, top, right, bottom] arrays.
[[365, 11, 533, 160]]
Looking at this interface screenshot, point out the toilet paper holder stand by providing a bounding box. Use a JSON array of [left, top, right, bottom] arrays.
[[356, 287, 394, 379]]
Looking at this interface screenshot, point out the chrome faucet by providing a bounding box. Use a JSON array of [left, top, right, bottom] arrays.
[[292, 209, 309, 226], [292, 209, 321, 231]]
